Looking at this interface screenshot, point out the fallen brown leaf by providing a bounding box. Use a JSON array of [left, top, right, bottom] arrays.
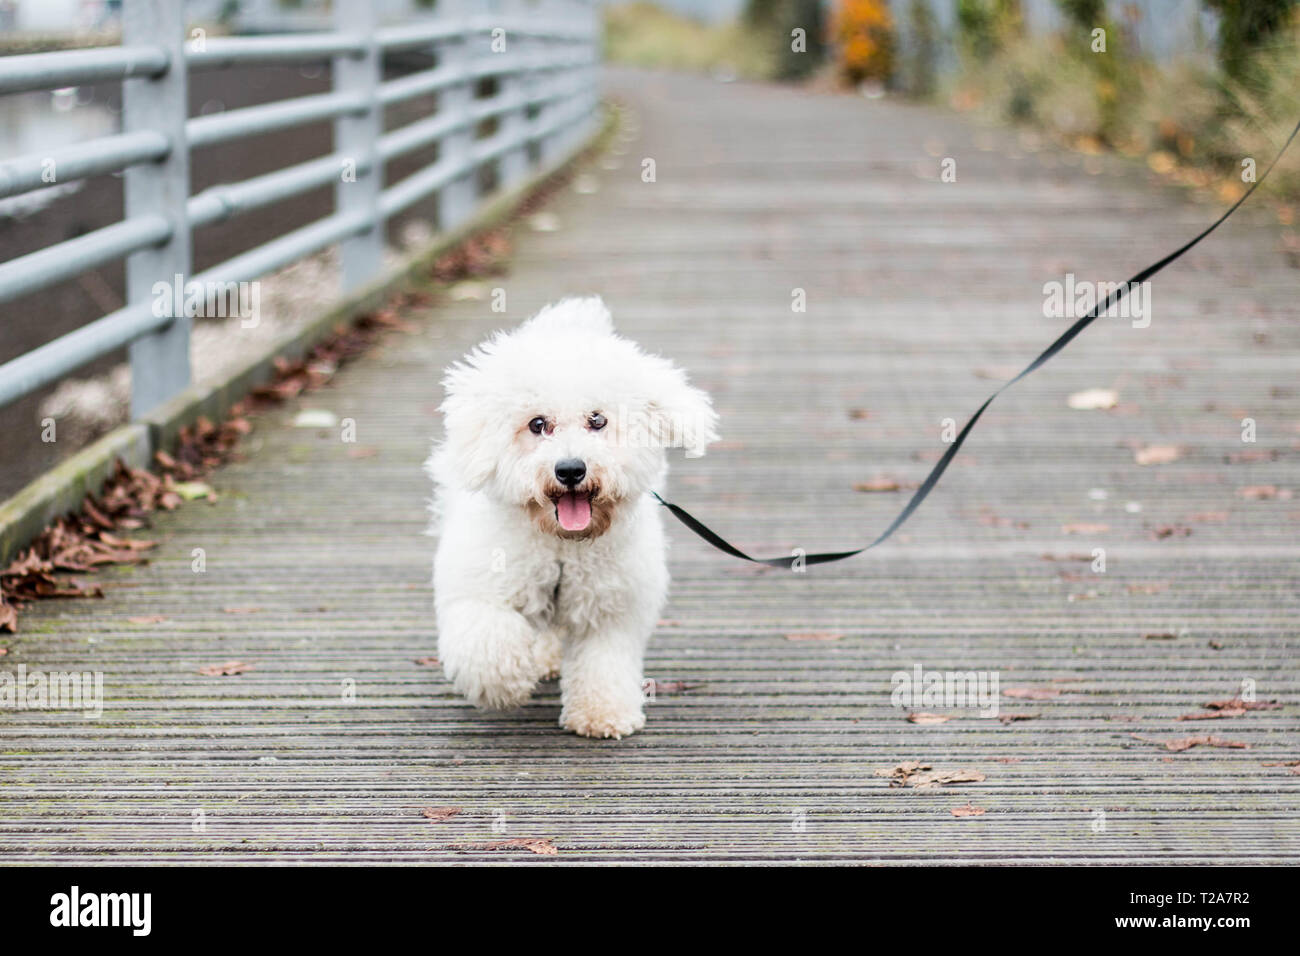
[[875, 761, 985, 788], [1225, 449, 1279, 464], [127, 615, 168, 625], [1062, 522, 1109, 535], [1133, 733, 1250, 752], [998, 712, 1039, 723], [977, 507, 1030, 530], [1126, 582, 1170, 595], [1177, 708, 1244, 720], [854, 478, 901, 493], [907, 712, 952, 724], [911, 768, 986, 789], [414, 657, 440, 667], [1003, 687, 1060, 700], [221, 606, 263, 614], [483, 838, 557, 856], [1143, 632, 1177, 640], [874, 760, 930, 785], [421, 806, 461, 823], [649, 679, 703, 694], [785, 631, 843, 642], [1205, 697, 1280, 712], [950, 802, 986, 817], [1240, 485, 1293, 500]]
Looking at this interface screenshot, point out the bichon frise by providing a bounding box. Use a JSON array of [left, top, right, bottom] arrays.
[[427, 297, 718, 738]]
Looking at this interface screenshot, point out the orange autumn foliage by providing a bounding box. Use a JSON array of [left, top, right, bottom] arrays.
[[830, 0, 896, 84]]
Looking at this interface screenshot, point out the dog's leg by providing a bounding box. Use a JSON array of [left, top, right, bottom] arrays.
[[559, 629, 648, 739], [535, 627, 565, 681], [437, 601, 547, 710]]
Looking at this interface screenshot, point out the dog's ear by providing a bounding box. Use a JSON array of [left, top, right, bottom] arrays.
[[641, 356, 719, 458], [436, 359, 506, 490]]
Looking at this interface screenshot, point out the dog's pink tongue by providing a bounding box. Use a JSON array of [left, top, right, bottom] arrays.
[[556, 492, 591, 531]]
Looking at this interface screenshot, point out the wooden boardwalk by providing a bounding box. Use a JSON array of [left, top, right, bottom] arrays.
[[2, 69, 1297, 864]]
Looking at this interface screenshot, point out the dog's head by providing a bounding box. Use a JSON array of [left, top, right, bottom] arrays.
[[432, 297, 718, 539]]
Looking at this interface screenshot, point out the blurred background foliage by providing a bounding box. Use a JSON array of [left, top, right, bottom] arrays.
[[603, 0, 1300, 200]]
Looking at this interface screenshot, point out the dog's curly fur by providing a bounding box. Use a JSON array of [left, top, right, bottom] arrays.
[[427, 297, 718, 738]]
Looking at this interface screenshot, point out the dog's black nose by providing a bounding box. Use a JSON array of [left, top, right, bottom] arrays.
[[555, 458, 586, 487]]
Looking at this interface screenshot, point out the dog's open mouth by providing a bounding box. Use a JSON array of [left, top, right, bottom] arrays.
[[553, 490, 593, 532]]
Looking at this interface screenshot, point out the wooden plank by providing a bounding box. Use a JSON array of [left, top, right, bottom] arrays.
[[1, 68, 1296, 864]]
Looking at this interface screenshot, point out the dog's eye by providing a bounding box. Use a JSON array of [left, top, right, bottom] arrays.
[[528, 416, 547, 435], [588, 413, 607, 431]]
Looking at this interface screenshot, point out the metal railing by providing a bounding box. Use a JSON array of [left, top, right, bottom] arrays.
[[0, 0, 600, 417]]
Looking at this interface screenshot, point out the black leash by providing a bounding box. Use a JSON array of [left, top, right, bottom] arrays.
[[654, 119, 1300, 570]]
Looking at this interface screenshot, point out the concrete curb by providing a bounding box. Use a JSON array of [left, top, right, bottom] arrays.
[[0, 104, 619, 567]]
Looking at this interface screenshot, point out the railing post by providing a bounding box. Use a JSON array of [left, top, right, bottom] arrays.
[[333, 0, 382, 293], [580, 0, 600, 143], [536, 0, 569, 166], [124, 0, 192, 418], [566, 0, 598, 153], [496, 0, 531, 189], [438, 0, 478, 232]]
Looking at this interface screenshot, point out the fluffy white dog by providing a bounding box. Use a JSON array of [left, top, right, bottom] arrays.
[[427, 297, 718, 738]]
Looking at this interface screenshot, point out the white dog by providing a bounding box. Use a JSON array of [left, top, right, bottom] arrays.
[[427, 297, 718, 738]]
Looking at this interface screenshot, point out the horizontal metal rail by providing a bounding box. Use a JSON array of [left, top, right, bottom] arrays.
[[0, 45, 168, 95], [0, 0, 601, 419], [0, 130, 170, 200], [376, 49, 595, 109], [375, 20, 464, 52], [0, 208, 370, 407], [0, 301, 162, 408], [193, 209, 372, 289], [0, 215, 171, 306], [377, 61, 462, 107], [187, 152, 373, 229], [378, 110, 469, 163], [186, 90, 368, 148], [186, 33, 367, 70]]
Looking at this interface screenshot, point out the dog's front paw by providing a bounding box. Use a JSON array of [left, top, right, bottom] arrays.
[[438, 606, 546, 710], [560, 694, 646, 740], [453, 655, 538, 711]]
